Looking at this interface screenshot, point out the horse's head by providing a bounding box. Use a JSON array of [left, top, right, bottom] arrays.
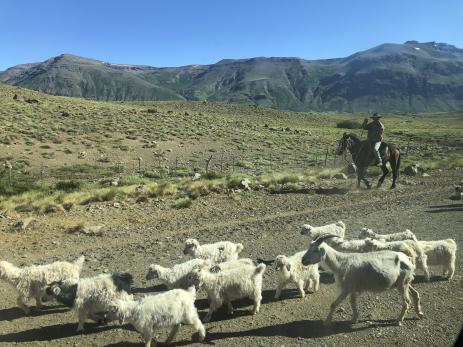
[[336, 132, 351, 155]]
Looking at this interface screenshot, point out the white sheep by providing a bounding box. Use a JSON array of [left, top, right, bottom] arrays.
[[187, 262, 266, 322], [300, 221, 345, 240], [0, 255, 84, 314], [108, 287, 205, 347], [146, 258, 207, 289], [358, 228, 418, 242], [302, 234, 424, 326], [183, 238, 244, 263], [46, 273, 133, 331], [274, 251, 319, 299], [364, 239, 429, 280], [418, 239, 457, 279]]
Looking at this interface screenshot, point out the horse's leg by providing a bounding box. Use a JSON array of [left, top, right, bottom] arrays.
[[377, 163, 389, 188], [360, 167, 371, 189], [390, 152, 400, 189]]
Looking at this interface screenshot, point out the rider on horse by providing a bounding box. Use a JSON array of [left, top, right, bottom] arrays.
[[362, 113, 384, 167]]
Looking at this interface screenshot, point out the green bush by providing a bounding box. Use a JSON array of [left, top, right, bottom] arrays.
[[336, 120, 362, 129], [118, 175, 149, 186], [55, 180, 82, 192], [173, 197, 192, 209]]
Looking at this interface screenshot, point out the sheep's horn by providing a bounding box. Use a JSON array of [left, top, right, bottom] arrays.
[[313, 234, 338, 244]]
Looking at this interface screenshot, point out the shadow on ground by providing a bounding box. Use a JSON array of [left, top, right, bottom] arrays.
[[426, 203, 463, 213], [0, 322, 115, 343], [0, 305, 68, 322]]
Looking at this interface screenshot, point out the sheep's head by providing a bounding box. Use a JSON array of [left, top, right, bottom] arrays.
[[107, 301, 125, 325], [302, 234, 337, 266], [185, 267, 204, 290], [300, 224, 313, 236], [145, 264, 162, 280], [274, 255, 291, 272], [183, 238, 200, 255], [358, 228, 375, 239], [45, 281, 64, 296]]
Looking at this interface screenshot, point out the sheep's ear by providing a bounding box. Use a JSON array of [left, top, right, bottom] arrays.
[[319, 248, 326, 258], [285, 264, 291, 272], [52, 287, 61, 295]]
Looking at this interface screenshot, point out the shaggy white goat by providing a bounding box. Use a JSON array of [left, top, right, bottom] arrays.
[[300, 221, 345, 240], [418, 239, 457, 279], [364, 239, 429, 280], [187, 262, 266, 322], [0, 256, 84, 313], [108, 287, 205, 347], [358, 228, 417, 242], [274, 251, 319, 299], [183, 238, 244, 263], [302, 234, 424, 326], [146, 258, 207, 289], [47, 273, 133, 331]]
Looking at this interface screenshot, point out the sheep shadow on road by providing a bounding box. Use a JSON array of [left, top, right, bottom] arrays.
[[0, 322, 115, 343], [0, 305, 68, 322]]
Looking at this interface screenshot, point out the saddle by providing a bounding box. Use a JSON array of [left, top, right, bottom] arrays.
[[362, 141, 389, 161]]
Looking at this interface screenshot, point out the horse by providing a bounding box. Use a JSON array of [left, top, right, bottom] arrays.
[[336, 133, 401, 189]]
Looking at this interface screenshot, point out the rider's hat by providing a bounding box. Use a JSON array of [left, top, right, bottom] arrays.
[[370, 112, 382, 119]]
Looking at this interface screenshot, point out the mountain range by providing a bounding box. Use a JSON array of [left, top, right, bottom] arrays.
[[1, 41, 463, 113]]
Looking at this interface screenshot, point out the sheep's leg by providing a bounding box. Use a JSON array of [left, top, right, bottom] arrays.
[[448, 257, 456, 279], [35, 296, 43, 310], [274, 282, 285, 299], [165, 324, 180, 344], [203, 300, 221, 323], [185, 310, 206, 342], [304, 279, 312, 292], [77, 310, 87, 332], [408, 285, 424, 319], [313, 274, 320, 292], [296, 280, 305, 298], [17, 295, 30, 314], [349, 293, 359, 323], [419, 257, 430, 281], [397, 284, 411, 325], [252, 291, 262, 315], [226, 300, 234, 315], [144, 336, 155, 347], [325, 290, 348, 325]]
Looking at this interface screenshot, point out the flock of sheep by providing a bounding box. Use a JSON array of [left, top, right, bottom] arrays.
[[0, 221, 457, 347]]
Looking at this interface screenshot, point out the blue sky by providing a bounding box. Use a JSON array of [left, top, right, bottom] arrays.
[[0, 0, 461, 70]]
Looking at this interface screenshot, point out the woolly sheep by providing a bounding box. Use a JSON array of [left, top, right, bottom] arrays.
[[46, 272, 133, 331], [300, 221, 345, 240], [183, 238, 244, 263], [302, 234, 424, 326], [418, 239, 457, 279], [0, 255, 84, 314], [108, 287, 205, 347], [364, 239, 429, 280], [274, 251, 319, 299], [358, 228, 417, 242], [146, 258, 207, 289], [186, 262, 266, 322]]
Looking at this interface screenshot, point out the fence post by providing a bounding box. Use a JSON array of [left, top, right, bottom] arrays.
[[205, 155, 213, 173], [405, 140, 410, 157], [324, 148, 329, 167], [232, 156, 235, 172]]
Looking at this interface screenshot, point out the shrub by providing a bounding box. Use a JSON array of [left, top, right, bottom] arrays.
[[173, 197, 192, 209], [336, 120, 362, 129], [55, 180, 82, 192], [118, 175, 149, 186]]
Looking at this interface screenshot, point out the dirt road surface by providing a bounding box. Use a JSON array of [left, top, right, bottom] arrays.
[[1, 170, 462, 346]]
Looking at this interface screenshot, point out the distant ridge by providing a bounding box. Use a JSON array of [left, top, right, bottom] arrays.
[[1, 41, 463, 112]]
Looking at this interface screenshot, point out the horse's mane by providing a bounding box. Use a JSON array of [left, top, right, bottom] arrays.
[[347, 133, 362, 142]]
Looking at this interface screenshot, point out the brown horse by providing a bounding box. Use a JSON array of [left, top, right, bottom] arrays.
[[336, 133, 401, 189]]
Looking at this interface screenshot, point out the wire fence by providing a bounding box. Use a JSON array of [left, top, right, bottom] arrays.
[[0, 142, 414, 190]]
